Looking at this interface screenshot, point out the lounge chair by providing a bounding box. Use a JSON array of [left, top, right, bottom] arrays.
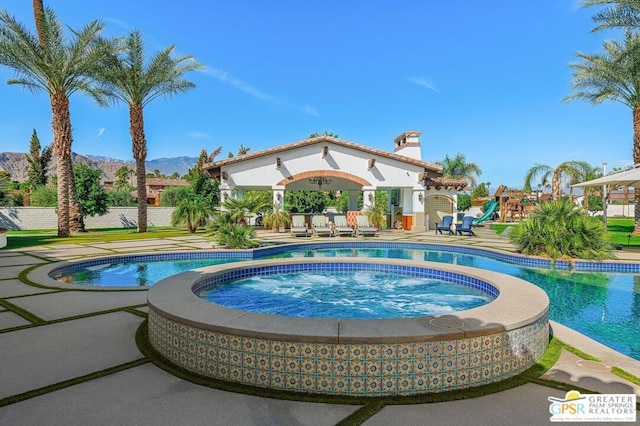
[[333, 215, 354, 237], [435, 215, 454, 235], [355, 215, 377, 237], [312, 215, 332, 237], [456, 216, 476, 236], [290, 215, 309, 237]]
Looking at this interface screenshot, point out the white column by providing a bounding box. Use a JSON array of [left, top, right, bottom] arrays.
[[411, 188, 426, 232], [272, 185, 285, 206], [362, 186, 376, 211]]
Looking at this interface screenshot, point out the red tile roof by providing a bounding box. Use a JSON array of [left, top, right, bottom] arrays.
[[203, 136, 444, 172]]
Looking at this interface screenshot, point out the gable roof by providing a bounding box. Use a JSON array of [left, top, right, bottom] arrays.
[[204, 135, 444, 173], [145, 178, 189, 187]]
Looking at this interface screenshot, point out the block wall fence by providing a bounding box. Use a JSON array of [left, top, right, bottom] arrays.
[[0, 207, 176, 230]]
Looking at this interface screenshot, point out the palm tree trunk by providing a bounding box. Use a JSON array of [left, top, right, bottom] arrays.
[[32, 0, 46, 46], [50, 95, 72, 237], [33, 1, 84, 233], [130, 104, 148, 233], [634, 106, 640, 235], [551, 172, 561, 201], [67, 157, 85, 232]]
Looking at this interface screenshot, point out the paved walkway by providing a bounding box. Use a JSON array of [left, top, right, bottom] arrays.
[[0, 227, 638, 425]]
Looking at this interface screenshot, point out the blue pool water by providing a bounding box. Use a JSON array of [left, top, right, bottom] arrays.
[[53, 244, 640, 361], [58, 258, 238, 287], [195, 270, 493, 319]]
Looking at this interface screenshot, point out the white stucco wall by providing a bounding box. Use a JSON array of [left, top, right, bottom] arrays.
[[221, 142, 428, 191], [0, 207, 176, 230]]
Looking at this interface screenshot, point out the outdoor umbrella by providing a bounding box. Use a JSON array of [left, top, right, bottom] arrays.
[[572, 166, 640, 188]]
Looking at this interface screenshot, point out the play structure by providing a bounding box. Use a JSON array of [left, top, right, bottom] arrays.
[[473, 200, 498, 224], [494, 186, 536, 223]]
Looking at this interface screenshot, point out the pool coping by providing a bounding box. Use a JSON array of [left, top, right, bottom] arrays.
[[147, 257, 549, 344]]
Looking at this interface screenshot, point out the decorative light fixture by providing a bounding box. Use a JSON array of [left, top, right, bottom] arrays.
[[308, 176, 332, 190], [223, 192, 229, 200], [418, 193, 424, 202], [368, 193, 374, 202], [276, 157, 281, 169], [322, 146, 329, 157], [221, 171, 228, 180], [368, 158, 376, 169], [276, 193, 282, 202]]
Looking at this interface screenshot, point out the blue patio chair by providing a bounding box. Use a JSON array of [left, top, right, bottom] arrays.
[[456, 216, 476, 236], [435, 215, 454, 235]]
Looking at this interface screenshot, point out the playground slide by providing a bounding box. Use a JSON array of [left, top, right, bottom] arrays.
[[473, 200, 498, 224]]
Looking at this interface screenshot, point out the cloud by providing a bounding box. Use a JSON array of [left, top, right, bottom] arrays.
[[97, 128, 105, 138], [302, 104, 320, 117], [408, 76, 440, 93], [104, 18, 132, 31], [201, 66, 319, 116], [188, 131, 210, 139]]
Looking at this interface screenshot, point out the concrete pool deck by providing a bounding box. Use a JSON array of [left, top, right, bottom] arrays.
[[0, 226, 638, 425]]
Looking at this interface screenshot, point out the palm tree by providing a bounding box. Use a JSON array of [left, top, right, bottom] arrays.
[[509, 199, 612, 261], [262, 202, 291, 232], [583, 0, 640, 31], [195, 147, 222, 173], [565, 32, 640, 233], [30, 1, 84, 232], [95, 31, 202, 233], [581, 166, 604, 212], [171, 196, 213, 233], [0, 8, 113, 237], [523, 161, 594, 201], [221, 194, 269, 225], [436, 153, 482, 188]]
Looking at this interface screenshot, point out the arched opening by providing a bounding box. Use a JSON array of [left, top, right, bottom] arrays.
[[424, 194, 454, 230]]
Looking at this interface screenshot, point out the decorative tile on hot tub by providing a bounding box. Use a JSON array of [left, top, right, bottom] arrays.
[[413, 371, 434, 394], [273, 368, 296, 391], [479, 335, 495, 352], [253, 368, 270, 389]]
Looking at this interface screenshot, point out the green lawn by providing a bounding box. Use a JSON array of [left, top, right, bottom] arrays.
[[4, 227, 205, 250], [4, 218, 640, 251], [491, 217, 640, 248], [606, 217, 640, 247]]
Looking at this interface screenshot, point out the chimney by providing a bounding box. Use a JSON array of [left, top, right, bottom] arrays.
[[393, 131, 422, 160]]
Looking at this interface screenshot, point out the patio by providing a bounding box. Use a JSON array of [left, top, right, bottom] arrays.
[[0, 228, 638, 425]]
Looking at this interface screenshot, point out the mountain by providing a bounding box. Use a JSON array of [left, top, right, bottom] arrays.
[[0, 152, 197, 182]]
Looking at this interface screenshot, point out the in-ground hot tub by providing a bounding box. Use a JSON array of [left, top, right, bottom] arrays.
[[147, 258, 549, 397]]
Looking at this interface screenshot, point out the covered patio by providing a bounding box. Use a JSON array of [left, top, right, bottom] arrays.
[[204, 131, 466, 231]]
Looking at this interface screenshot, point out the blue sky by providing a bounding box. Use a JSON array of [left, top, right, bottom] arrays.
[[0, 1, 633, 187]]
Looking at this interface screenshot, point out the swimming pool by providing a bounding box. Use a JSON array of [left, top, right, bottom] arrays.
[[43, 242, 640, 361]]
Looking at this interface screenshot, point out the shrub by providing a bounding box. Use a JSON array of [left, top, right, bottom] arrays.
[[509, 199, 612, 261], [108, 189, 136, 207], [457, 194, 471, 212], [29, 186, 57, 206], [208, 211, 259, 248], [160, 186, 192, 207]]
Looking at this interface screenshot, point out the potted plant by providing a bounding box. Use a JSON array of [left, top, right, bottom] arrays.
[[364, 203, 387, 231], [262, 202, 291, 233]]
